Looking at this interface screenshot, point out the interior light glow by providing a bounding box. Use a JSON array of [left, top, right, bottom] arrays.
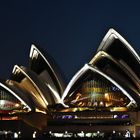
[[15, 103, 20, 107], [113, 130, 115, 134]]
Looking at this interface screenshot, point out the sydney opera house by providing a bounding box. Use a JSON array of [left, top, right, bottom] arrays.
[[0, 28, 140, 139]]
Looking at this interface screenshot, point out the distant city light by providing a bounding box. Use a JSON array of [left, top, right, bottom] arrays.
[[14, 132, 18, 139], [33, 131, 37, 138]]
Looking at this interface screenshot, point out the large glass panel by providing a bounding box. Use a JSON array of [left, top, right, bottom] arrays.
[[64, 72, 132, 112]]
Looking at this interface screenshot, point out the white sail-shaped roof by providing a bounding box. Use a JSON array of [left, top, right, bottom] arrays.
[[12, 65, 48, 110], [91, 28, 140, 80], [29, 44, 65, 97], [29, 45, 65, 104]]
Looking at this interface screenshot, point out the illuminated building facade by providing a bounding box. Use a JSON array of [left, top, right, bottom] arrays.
[[0, 28, 140, 138]]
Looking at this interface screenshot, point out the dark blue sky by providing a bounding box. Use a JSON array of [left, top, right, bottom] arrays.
[[0, 0, 140, 83]]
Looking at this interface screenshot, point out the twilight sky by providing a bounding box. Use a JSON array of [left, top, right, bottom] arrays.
[[0, 0, 140, 83]]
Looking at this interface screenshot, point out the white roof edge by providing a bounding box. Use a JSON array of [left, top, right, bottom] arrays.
[[29, 44, 36, 58], [12, 64, 18, 74], [30, 44, 57, 77], [62, 64, 89, 101], [97, 28, 140, 63]]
